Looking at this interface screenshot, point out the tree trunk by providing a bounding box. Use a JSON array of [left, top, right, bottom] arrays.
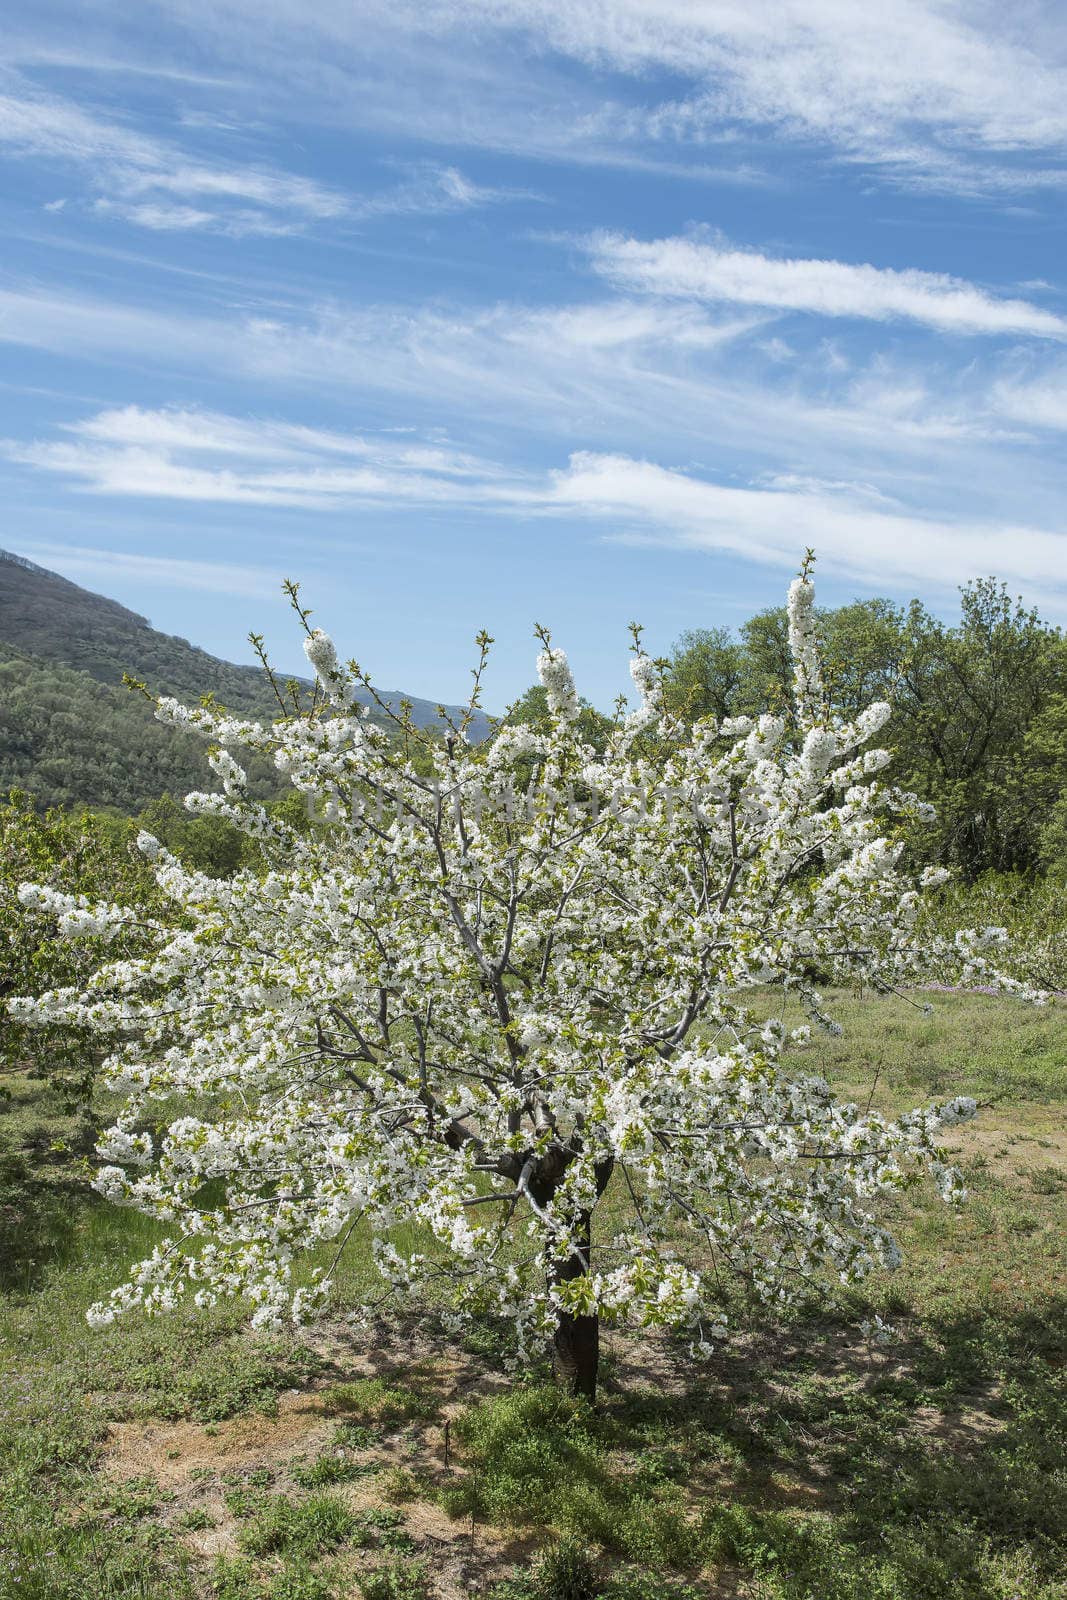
[[533, 1155, 614, 1404], [551, 1231, 600, 1402]]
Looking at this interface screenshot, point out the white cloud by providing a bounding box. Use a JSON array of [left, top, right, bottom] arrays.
[[0, 79, 347, 234], [0, 286, 229, 365], [91, 199, 303, 237], [1, 406, 529, 508], [585, 232, 1067, 339], [8, 406, 1067, 608], [435, 0, 1067, 190], [549, 452, 1067, 599], [69, 406, 502, 474], [989, 372, 1067, 431], [348, 163, 535, 220], [0, 282, 1037, 505]]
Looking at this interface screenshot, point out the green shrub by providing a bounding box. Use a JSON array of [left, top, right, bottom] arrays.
[[0, 790, 159, 1105]]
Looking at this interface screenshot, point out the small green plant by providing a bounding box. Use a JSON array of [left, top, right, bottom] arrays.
[[237, 1492, 356, 1557], [177, 1507, 216, 1531], [211, 1557, 335, 1600], [99, 1473, 170, 1521], [318, 1377, 438, 1426], [359, 1506, 416, 1553], [222, 1466, 274, 1488], [379, 1464, 421, 1503], [211, 1556, 260, 1600], [330, 1420, 379, 1449], [224, 1483, 269, 1519], [600, 1575, 707, 1600], [613, 1488, 707, 1569], [267, 1569, 336, 1600], [531, 1535, 599, 1600], [290, 1450, 373, 1487], [358, 1557, 430, 1600]]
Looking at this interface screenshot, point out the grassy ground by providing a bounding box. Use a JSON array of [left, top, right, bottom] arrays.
[[1, 990, 1064, 1600]]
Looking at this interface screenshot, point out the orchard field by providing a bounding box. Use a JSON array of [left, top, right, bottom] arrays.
[[2, 988, 1064, 1600]]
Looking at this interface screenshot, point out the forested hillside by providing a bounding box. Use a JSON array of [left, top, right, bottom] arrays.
[[0, 641, 262, 813], [0, 550, 491, 811]]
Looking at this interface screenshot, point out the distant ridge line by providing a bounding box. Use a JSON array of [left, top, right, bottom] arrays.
[[0, 548, 59, 578], [0, 545, 493, 739]]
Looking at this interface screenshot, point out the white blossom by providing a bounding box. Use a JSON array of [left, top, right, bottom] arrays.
[[536, 645, 580, 721]]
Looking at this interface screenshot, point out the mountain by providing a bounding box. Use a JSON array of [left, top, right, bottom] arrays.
[[0, 549, 491, 814]]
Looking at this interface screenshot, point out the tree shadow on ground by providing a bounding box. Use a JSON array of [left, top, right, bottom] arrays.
[[0, 1134, 80, 1293], [592, 1295, 1067, 1600]]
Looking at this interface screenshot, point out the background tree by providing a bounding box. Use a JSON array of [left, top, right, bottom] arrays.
[[667, 580, 1065, 879], [893, 581, 1063, 876], [0, 792, 157, 1113]]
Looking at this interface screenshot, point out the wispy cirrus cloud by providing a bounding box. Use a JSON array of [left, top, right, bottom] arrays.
[[7, 405, 1067, 609], [1, 405, 529, 508], [76, 0, 1067, 197], [0, 77, 347, 233], [584, 232, 1067, 339], [348, 163, 537, 220], [0, 280, 1039, 491], [0, 77, 521, 235], [67, 406, 502, 474], [988, 369, 1067, 432]]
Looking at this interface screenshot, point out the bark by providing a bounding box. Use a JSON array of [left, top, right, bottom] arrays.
[[531, 1153, 614, 1404], [551, 1222, 601, 1402]]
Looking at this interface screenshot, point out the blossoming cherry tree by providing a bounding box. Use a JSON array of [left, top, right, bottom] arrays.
[[13, 566, 1024, 1401]]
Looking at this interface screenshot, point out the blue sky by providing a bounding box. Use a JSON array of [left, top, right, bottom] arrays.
[[3, 1, 1067, 708]]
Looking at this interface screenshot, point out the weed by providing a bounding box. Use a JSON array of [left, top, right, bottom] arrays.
[[225, 1483, 269, 1518], [267, 1569, 337, 1600], [379, 1464, 422, 1502], [317, 1376, 438, 1426], [237, 1492, 357, 1557], [212, 1558, 337, 1600], [98, 1472, 171, 1520], [358, 1557, 430, 1600], [291, 1449, 375, 1487], [359, 1505, 416, 1552], [441, 1384, 708, 1568], [177, 1506, 216, 1530], [222, 1465, 274, 1488], [532, 1534, 600, 1599], [330, 1420, 379, 1449], [97, 1315, 324, 1422]]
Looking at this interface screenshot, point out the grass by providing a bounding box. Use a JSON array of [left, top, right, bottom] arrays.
[[1, 988, 1065, 1598]]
